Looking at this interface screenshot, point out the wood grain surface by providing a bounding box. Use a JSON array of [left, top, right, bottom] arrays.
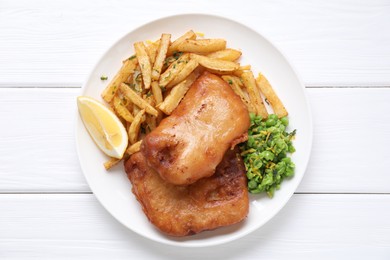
[[1, 0, 389, 258], [0, 194, 389, 259], [0, 0, 389, 87]]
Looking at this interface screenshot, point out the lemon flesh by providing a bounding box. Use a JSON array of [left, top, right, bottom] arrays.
[[77, 96, 128, 159]]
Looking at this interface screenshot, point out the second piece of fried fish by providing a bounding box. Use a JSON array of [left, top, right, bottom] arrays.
[[125, 149, 249, 236]]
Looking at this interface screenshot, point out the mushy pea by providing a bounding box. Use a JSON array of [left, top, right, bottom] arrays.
[[240, 113, 296, 197]]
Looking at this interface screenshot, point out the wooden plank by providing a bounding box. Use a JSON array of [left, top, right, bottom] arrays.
[[0, 194, 389, 258], [0, 88, 389, 193], [0, 88, 89, 192], [0, 0, 389, 87], [300, 88, 390, 193]]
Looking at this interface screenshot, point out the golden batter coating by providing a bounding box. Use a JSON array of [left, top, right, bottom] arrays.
[[125, 149, 249, 237], [141, 72, 250, 185]]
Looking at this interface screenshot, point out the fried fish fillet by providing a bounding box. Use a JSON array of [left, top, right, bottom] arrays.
[[125, 149, 249, 236], [141, 71, 250, 185]]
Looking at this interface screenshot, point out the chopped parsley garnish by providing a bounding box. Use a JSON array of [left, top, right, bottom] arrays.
[[173, 51, 183, 60]]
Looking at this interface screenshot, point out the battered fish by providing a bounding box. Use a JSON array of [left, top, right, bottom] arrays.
[[125, 149, 249, 236], [142, 72, 250, 185]]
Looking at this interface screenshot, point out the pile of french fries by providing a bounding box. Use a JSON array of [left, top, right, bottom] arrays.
[[101, 30, 288, 170]]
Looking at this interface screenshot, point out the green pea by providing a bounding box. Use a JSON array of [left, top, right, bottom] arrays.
[[281, 117, 289, 126], [278, 124, 286, 132], [266, 118, 276, 127], [248, 136, 255, 146], [288, 145, 296, 153], [269, 114, 278, 120], [262, 150, 274, 161], [282, 157, 291, 163], [285, 168, 294, 177], [250, 188, 262, 194], [248, 180, 258, 189]]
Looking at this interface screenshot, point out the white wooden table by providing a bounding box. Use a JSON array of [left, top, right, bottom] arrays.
[[1, 0, 390, 259]]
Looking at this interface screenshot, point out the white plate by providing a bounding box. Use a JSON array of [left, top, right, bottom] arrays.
[[76, 14, 313, 247]]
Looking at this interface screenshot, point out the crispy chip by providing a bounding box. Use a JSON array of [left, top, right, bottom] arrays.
[[112, 96, 134, 122], [190, 54, 239, 72], [177, 39, 226, 53], [101, 58, 138, 103], [119, 83, 158, 117], [126, 140, 142, 155], [158, 71, 199, 115], [241, 71, 268, 118], [104, 157, 121, 170], [256, 73, 288, 118], [207, 48, 242, 61], [128, 109, 146, 144], [152, 34, 171, 81], [222, 75, 255, 113], [151, 81, 163, 105], [146, 40, 160, 66], [166, 59, 199, 88], [159, 53, 190, 88], [134, 42, 152, 89], [166, 30, 197, 56]]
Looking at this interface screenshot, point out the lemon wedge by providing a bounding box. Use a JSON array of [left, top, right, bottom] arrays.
[[77, 96, 128, 159]]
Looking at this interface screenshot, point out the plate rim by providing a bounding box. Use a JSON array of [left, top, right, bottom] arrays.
[[75, 13, 313, 248]]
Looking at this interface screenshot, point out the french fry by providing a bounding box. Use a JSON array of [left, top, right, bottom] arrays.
[[143, 94, 157, 133], [158, 71, 199, 115], [103, 157, 122, 170], [222, 75, 255, 113], [177, 39, 226, 53], [134, 42, 151, 89], [119, 83, 158, 117], [126, 121, 131, 133], [239, 65, 251, 70], [159, 53, 190, 87], [112, 96, 134, 122], [166, 30, 197, 56], [150, 81, 163, 105], [190, 54, 239, 72], [241, 71, 268, 118], [224, 75, 242, 88], [207, 48, 242, 61], [162, 56, 176, 72], [128, 109, 146, 144], [129, 66, 144, 93], [146, 40, 160, 65], [204, 65, 250, 76], [232, 65, 251, 77], [125, 140, 142, 156], [124, 97, 133, 113], [101, 58, 137, 103], [166, 59, 199, 88], [256, 73, 288, 118], [132, 102, 141, 116], [152, 34, 171, 81]]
